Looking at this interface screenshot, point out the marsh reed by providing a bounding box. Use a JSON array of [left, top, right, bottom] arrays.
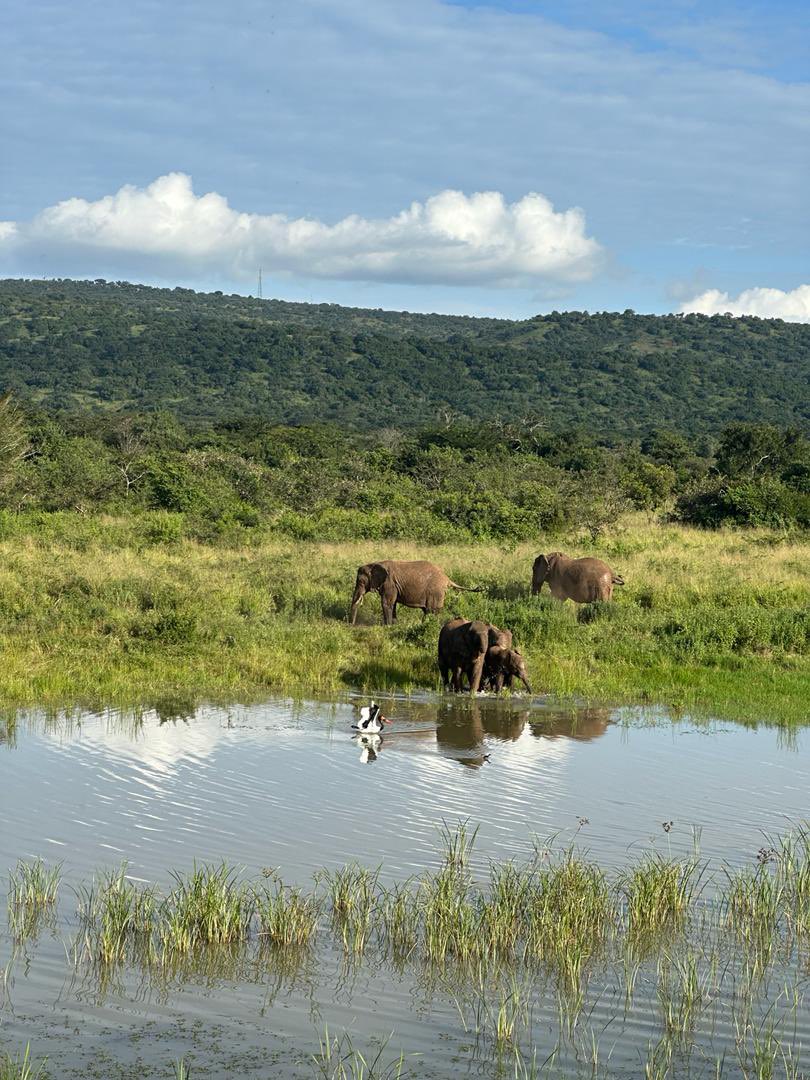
[[7, 858, 61, 942]]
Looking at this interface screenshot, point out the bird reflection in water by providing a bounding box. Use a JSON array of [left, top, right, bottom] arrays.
[[355, 732, 383, 764]]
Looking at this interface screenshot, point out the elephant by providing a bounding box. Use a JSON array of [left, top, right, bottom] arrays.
[[350, 560, 480, 626], [531, 552, 624, 603], [437, 617, 490, 693], [482, 644, 532, 694], [439, 619, 531, 694]]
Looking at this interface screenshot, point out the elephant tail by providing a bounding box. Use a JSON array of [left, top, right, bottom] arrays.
[[448, 581, 483, 592], [612, 574, 625, 586]]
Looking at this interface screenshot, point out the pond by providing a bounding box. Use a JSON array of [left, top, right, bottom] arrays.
[[1, 696, 809, 1077]]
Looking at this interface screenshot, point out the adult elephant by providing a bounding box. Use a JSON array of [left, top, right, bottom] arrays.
[[350, 560, 480, 626], [437, 617, 490, 693], [531, 552, 624, 603]]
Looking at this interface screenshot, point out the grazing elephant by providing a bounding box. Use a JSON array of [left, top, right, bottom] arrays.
[[482, 645, 532, 694], [350, 560, 480, 626], [438, 617, 490, 693], [531, 552, 624, 603]]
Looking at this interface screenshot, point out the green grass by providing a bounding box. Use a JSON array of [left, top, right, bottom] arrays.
[[0, 514, 807, 725], [0, 516, 808, 726]]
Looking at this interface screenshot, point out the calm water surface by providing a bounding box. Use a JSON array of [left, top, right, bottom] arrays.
[[1, 695, 809, 1077]]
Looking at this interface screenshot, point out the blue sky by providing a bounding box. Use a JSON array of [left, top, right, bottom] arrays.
[[1, 0, 808, 318]]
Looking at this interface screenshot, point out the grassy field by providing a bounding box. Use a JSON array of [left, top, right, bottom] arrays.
[[0, 513, 808, 726]]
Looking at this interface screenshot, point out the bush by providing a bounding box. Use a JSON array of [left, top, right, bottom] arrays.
[[674, 478, 810, 529]]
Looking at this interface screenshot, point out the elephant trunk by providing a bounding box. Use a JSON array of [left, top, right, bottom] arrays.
[[520, 674, 533, 694], [349, 584, 366, 625]]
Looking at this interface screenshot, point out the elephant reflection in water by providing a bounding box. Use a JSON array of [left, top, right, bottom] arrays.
[[528, 708, 611, 742], [435, 701, 529, 769]]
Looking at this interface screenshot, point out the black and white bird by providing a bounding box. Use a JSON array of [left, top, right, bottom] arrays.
[[352, 700, 392, 734]]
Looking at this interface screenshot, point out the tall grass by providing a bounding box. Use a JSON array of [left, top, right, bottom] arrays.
[[0, 519, 808, 722]]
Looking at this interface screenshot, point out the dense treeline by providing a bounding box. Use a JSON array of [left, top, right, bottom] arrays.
[[0, 399, 807, 540], [1, 278, 809, 436]]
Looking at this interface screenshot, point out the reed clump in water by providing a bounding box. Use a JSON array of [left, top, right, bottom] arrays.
[[7, 858, 61, 942], [254, 880, 321, 949], [75, 864, 158, 970], [620, 854, 703, 942], [158, 863, 253, 957], [322, 864, 380, 957]]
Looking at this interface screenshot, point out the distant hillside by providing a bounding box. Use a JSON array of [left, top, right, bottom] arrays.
[[1, 278, 808, 436]]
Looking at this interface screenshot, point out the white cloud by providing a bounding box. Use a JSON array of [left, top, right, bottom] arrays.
[[679, 285, 810, 322], [1, 173, 603, 288]]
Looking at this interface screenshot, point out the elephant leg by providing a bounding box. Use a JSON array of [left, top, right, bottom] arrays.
[[469, 652, 486, 694], [439, 659, 450, 689], [380, 585, 397, 625]]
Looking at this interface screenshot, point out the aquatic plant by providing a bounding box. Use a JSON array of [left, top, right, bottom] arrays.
[[0, 1045, 46, 1080], [7, 858, 61, 941], [379, 881, 420, 964], [311, 1027, 409, 1079], [159, 863, 253, 955], [254, 881, 321, 949], [621, 854, 703, 939], [322, 864, 380, 956], [75, 864, 157, 969]]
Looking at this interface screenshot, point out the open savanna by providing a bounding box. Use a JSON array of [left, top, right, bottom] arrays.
[[0, 513, 808, 727]]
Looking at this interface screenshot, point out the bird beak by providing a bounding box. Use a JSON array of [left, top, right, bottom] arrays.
[[382, 716, 393, 725]]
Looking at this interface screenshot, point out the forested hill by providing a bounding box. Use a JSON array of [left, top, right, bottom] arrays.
[[1, 278, 808, 437]]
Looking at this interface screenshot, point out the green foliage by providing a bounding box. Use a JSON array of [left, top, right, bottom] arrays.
[[2, 278, 810, 436], [674, 477, 810, 529]]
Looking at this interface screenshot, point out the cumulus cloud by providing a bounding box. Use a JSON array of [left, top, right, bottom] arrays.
[[679, 285, 810, 322], [0, 173, 603, 288]]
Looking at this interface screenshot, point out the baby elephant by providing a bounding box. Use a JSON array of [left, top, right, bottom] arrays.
[[532, 552, 624, 603], [482, 643, 532, 694]]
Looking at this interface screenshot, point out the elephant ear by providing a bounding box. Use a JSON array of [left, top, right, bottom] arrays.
[[369, 563, 389, 588]]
